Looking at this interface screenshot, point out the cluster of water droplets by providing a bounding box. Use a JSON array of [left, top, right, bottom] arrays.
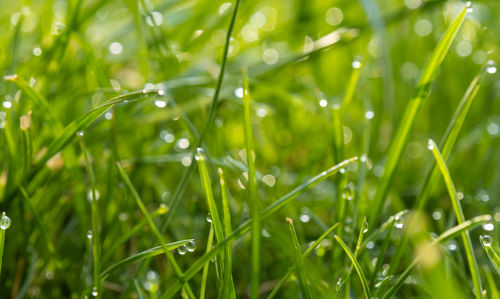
[[177, 240, 196, 255], [1, 212, 11, 230]]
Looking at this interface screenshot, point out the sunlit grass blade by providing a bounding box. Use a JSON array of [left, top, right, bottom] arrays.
[[286, 218, 312, 299], [333, 234, 371, 299], [100, 239, 193, 279], [0, 213, 9, 277], [480, 235, 500, 275], [200, 224, 214, 299], [341, 60, 362, 116], [242, 66, 261, 299], [267, 222, 339, 299], [381, 214, 492, 299], [218, 168, 236, 298], [391, 69, 487, 272], [369, 3, 471, 228], [428, 139, 483, 298], [116, 162, 196, 299], [161, 157, 358, 298]]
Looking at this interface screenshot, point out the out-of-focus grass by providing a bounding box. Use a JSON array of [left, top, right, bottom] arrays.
[[0, 0, 500, 298]]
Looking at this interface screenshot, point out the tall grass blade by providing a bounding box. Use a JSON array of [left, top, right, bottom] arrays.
[[286, 218, 312, 299], [369, 3, 470, 228], [428, 139, 483, 298], [242, 67, 261, 299], [161, 157, 358, 298], [480, 235, 500, 275], [200, 224, 214, 299]]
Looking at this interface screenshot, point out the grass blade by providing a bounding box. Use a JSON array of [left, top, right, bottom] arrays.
[[286, 218, 312, 299], [369, 3, 471, 228], [242, 67, 261, 299], [100, 240, 193, 279], [161, 157, 358, 298], [381, 214, 491, 299], [480, 235, 500, 275], [333, 234, 371, 299], [428, 139, 483, 298], [0, 212, 10, 277], [200, 225, 214, 299], [116, 162, 196, 299]]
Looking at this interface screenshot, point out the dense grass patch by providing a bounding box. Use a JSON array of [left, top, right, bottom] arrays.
[[1, 0, 500, 298]]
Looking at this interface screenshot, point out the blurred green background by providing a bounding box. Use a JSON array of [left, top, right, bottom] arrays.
[[0, 0, 499, 297]]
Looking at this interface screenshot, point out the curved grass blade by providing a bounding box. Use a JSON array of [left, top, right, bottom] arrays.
[[161, 157, 358, 298], [219, 168, 236, 298], [333, 234, 371, 299], [428, 139, 483, 298], [242, 67, 261, 299], [267, 222, 339, 299], [381, 214, 492, 299], [391, 68, 487, 272], [369, 3, 471, 229], [480, 235, 500, 275], [286, 218, 312, 299], [116, 162, 196, 299], [100, 240, 193, 279]]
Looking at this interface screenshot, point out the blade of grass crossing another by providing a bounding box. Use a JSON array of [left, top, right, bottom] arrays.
[[242, 67, 261, 299], [286, 218, 313, 299], [381, 215, 492, 299], [161, 157, 358, 298], [369, 3, 471, 229], [116, 162, 196, 299], [428, 139, 483, 299], [333, 234, 371, 299]]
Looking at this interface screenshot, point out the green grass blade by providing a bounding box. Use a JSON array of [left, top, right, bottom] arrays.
[[369, 3, 470, 228], [200, 225, 214, 299], [267, 222, 339, 299], [480, 235, 500, 275], [483, 265, 500, 299], [341, 60, 362, 116], [428, 139, 483, 298], [218, 168, 236, 298], [333, 234, 371, 299], [161, 157, 358, 298], [100, 240, 193, 279], [242, 67, 261, 299], [381, 214, 492, 299], [391, 69, 487, 272], [116, 162, 196, 299], [0, 214, 7, 278], [286, 218, 312, 299]]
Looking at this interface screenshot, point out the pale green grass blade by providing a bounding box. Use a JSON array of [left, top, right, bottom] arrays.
[[161, 157, 358, 298], [483, 265, 500, 299], [116, 162, 196, 299], [0, 213, 7, 277], [428, 139, 483, 298], [369, 3, 471, 228], [200, 225, 214, 299], [391, 69, 487, 272], [242, 67, 260, 299], [267, 222, 339, 299], [480, 235, 500, 275], [218, 168, 236, 298], [341, 60, 362, 116], [333, 234, 371, 299], [381, 214, 492, 299], [286, 218, 312, 299], [100, 240, 193, 279]]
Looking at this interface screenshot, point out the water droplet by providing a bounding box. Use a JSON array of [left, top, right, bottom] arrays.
[[87, 230, 93, 239], [185, 240, 196, 252], [366, 241, 375, 249], [342, 183, 355, 201], [466, 2, 473, 13], [432, 211, 442, 220], [157, 89, 165, 96], [339, 168, 345, 174], [352, 60, 362, 69], [33, 47, 42, 56], [365, 110, 374, 119], [319, 99, 328, 107], [154, 100, 167, 108], [206, 213, 212, 223], [427, 139, 434, 150], [363, 226, 368, 234], [0, 212, 12, 230], [77, 131, 84, 137], [336, 277, 343, 291], [394, 215, 404, 229], [177, 245, 187, 255], [3, 101, 12, 109], [481, 235, 492, 246], [482, 223, 494, 231], [177, 138, 190, 149], [448, 240, 457, 251], [91, 287, 98, 297], [299, 214, 310, 223], [109, 42, 123, 55], [486, 60, 497, 74]]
